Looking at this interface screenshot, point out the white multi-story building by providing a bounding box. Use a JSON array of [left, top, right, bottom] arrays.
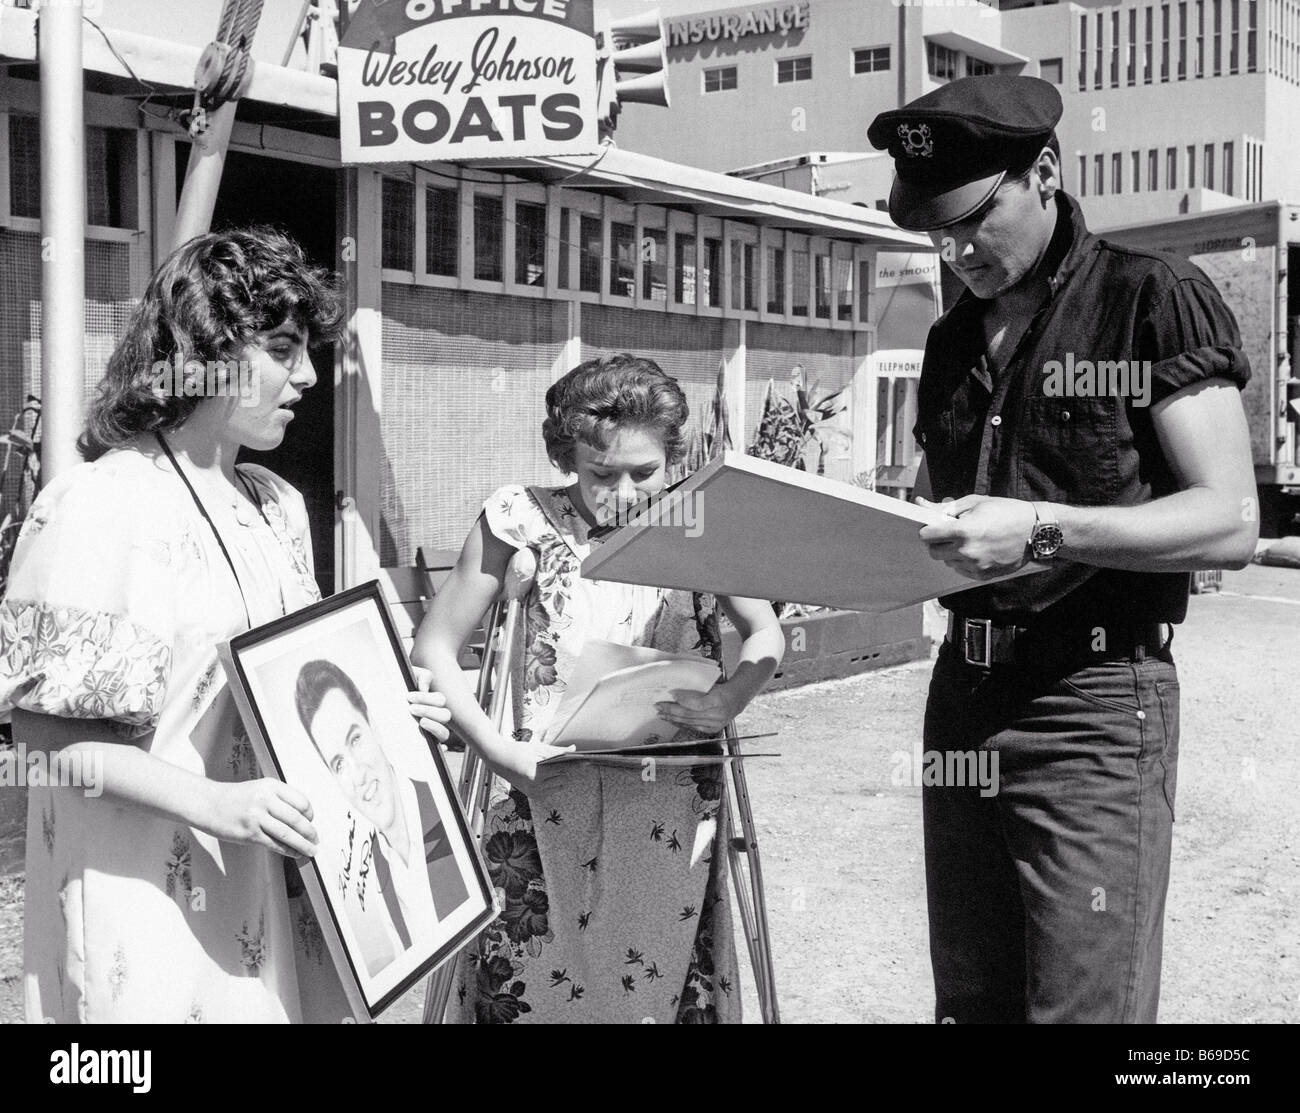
[[607, 0, 1292, 230]]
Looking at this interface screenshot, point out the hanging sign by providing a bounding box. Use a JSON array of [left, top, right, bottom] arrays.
[[338, 0, 600, 163]]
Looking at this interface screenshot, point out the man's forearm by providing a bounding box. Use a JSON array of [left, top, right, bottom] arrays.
[[1052, 485, 1258, 572]]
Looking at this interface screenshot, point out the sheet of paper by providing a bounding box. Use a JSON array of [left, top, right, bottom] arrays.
[[542, 656, 722, 752], [580, 451, 1047, 613]]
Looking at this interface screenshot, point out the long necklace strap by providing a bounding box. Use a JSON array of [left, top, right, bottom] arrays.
[[154, 432, 252, 628]]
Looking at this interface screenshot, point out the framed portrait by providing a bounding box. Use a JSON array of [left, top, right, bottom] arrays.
[[219, 581, 497, 1021]]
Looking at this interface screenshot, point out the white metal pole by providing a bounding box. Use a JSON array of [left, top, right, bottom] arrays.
[[172, 100, 239, 249], [39, 0, 87, 482]]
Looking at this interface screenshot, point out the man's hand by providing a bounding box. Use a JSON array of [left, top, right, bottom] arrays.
[[916, 494, 1038, 579]]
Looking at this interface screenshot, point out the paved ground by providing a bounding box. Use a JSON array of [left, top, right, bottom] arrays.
[[3, 563, 1297, 1024]]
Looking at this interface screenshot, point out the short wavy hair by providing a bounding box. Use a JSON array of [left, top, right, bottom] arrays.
[[78, 226, 343, 461], [542, 353, 690, 473]]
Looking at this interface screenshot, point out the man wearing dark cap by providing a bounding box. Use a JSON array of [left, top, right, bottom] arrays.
[[869, 76, 1258, 1024]]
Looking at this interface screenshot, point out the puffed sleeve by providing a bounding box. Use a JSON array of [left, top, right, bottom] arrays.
[[481, 484, 549, 550], [1138, 273, 1252, 405], [0, 460, 184, 736]]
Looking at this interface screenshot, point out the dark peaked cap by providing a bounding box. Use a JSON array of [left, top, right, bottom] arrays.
[[868, 76, 1062, 232]]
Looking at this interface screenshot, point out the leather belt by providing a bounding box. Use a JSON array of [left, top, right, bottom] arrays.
[[945, 613, 1170, 669]]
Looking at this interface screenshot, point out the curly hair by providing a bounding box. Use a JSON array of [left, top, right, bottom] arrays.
[[542, 353, 690, 473], [78, 226, 343, 461]]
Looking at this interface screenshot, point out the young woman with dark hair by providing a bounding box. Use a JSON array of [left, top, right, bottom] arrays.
[[413, 352, 785, 1023], [0, 227, 453, 1022]]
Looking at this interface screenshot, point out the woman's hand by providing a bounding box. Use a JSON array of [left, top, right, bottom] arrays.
[[203, 779, 319, 859], [407, 666, 453, 743], [485, 738, 576, 803], [655, 684, 740, 737]]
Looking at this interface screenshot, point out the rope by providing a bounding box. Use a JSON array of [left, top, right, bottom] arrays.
[[194, 0, 266, 118]]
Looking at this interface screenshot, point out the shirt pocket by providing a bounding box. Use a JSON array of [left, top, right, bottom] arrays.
[[1019, 396, 1120, 504]]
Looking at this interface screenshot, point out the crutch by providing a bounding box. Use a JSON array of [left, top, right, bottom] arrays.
[[420, 549, 534, 1024], [706, 613, 781, 1025]]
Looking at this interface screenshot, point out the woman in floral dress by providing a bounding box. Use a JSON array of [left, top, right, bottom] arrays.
[[413, 354, 785, 1023], [0, 229, 453, 1022]]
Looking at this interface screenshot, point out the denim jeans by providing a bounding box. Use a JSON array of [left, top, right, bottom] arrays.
[[922, 639, 1180, 1023]]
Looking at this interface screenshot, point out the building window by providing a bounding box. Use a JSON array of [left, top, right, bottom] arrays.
[[1149, 148, 1160, 190], [1111, 9, 1121, 85], [1178, 1, 1187, 78], [1145, 7, 1155, 83], [513, 201, 546, 287], [1078, 13, 1088, 90], [1094, 154, 1105, 196], [674, 232, 696, 304], [703, 237, 723, 308], [836, 256, 853, 322], [557, 209, 572, 288], [703, 65, 737, 92], [381, 177, 415, 272], [1223, 140, 1234, 194], [791, 249, 809, 316], [928, 42, 959, 82], [1113, 151, 1124, 193], [1195, 0, 1204, 76], [853, 46, 890, 74], [1132, 149, 1142, 191], [1095, 11, 1104, 88], [9, 117, 137, 228], [1161, 3, 1170, 80], [473, 193, 503, 282], [1041, 57, 1063, 84], [580, 214, 602, 293], [1213, 0, 1221, 75], [776, 55, 812, 83], [1229, 0, 1239, 73], [609, 221, 636, 298], [966, 56, 997, 77], [1166, 146, 1178, 189], [814, 253, 832, 319], [766, 246, 786, 314], [642, 227, 667, 302], [1204, 143, 1215, 190], [1187, 144, 1197, 188], [1128, 8, 1138, 83], [1246, 0, 1256, 72], [425, 186, 458, 277]]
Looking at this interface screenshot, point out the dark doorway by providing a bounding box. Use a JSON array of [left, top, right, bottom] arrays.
[[176, 146, 339, 594]]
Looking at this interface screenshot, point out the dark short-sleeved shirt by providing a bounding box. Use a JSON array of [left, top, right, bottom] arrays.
[[914, 191, 1250, 626]]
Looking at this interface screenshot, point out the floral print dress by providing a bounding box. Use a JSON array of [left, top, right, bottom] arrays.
[[0, 446, 352, 1023], [443, 485, 741, 1024]]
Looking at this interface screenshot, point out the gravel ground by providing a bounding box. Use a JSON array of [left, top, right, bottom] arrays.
[[2, 562, 1297, 1024]]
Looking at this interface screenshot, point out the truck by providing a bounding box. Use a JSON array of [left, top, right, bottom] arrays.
[[1104, 202, 1300, 537]]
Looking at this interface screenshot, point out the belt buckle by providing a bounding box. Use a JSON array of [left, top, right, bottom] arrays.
[[963, 618, 993, 668]]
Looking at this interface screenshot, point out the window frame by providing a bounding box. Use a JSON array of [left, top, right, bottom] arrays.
[[775, 54, 813, 84]]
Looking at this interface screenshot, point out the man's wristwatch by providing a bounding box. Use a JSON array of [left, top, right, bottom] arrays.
[[1028, 502, 1064, 560]]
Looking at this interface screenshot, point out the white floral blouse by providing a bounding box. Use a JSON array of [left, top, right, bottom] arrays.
[[0, 445, 351, 1023]]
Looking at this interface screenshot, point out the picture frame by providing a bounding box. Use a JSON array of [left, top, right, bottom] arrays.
[[219, 581, 498, 1022]]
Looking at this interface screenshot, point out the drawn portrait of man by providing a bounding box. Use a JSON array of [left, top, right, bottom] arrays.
[[295, 658, 469, 978]]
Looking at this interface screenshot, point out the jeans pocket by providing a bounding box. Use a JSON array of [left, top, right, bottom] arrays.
[[1058, 663, 1142, 716]]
